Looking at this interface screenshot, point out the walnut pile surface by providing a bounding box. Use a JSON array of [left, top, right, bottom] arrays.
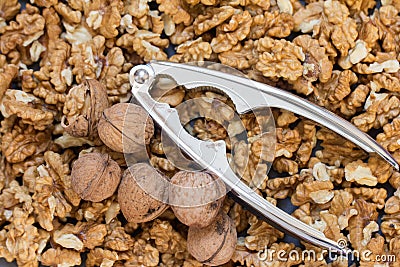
[[0, 0, 400, 266]]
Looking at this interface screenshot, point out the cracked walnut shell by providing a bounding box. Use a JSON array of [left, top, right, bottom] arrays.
[[62, 79, 109, 140], [187, 212, 237, 266], [170, 171, 225, 228], [98, 103, 154, 153], [71, 152, 121, 202], [118, 163, 169, 223]]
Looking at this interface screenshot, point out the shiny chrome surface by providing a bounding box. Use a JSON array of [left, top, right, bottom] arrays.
[[140, 61, 399, 171], [129, 61, 398, 254]]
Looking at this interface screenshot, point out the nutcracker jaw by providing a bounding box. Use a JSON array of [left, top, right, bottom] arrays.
[[128, 61, 397, 254]]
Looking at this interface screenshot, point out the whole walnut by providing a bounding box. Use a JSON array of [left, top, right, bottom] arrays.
[[71, 152, 121, 202], [187, 212, 237, 266], [118, 163, 169, 223], [62, 79, 109, 140], [169, 171, 225, 228], [98, 103, 154, 153]]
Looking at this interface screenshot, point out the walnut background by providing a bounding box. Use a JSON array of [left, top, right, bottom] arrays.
[[0, 0, 400, 266]]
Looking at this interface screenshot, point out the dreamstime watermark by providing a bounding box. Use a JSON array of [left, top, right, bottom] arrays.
[[256, 239, 397, 263]]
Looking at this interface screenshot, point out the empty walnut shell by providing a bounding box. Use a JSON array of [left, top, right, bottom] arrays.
[[169, 171, 225, 228], [187, 212, 237, 266], [61, 79, 109, 139], [71, 152, 121, 202], [98, 103, 154, 153], [118, 163, 169, 223]]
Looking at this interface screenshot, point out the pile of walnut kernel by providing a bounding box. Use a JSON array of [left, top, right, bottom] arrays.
[[1, 0, 400, 266]]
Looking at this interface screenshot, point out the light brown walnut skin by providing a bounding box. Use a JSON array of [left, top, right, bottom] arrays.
[[170, 171, 225, 228], [187, 212, 237, 266], [98, 103, 154, 153], [71, 152, 121, 202], [118, 163, 169, 223]]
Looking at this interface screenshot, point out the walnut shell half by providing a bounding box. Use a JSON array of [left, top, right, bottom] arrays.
[[71, 152, 121, 202], [98, 103, 154, 153], [118, 163, 169, 223], [187, 212, 237, 266], [62, 79, 109, 139], [170, 171, 225, 228]]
